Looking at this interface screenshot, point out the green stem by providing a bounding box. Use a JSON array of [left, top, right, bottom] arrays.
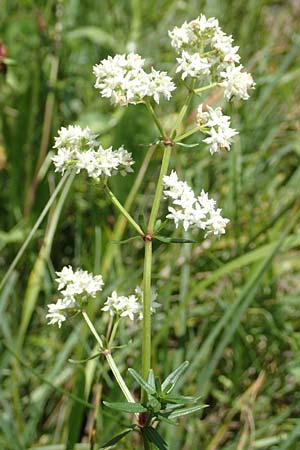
[[194, 82, 218, 94], [82, 311, 135, 403], [105, 353, 135, 403], [141, 239, 152, 390], [174, 127, 200, 142], [141, 145, 172, 401], [82, 311, 104, 348], [170, 80, 195, 139], [142, 433, 152, 450], [147, 146, 172, 233], [104, 184, 144, 236], [108, 318, 120, 348], [144, 100, 166, 139]]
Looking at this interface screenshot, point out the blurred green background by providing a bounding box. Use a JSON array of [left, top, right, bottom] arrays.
[[1, 1, 300, 449]]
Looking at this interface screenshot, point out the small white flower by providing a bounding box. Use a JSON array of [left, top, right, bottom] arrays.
[[147, 68, 176, 104], [163, 171, 229, 236], [52, 148, 74, 174], [134, 286, 160, 319], [47, 267, 104, 327], [101, 291, 141, 321], [212, 29, 240, 64], [168, 21, 194, 51], [46, 309, 66, 328], [93, 53, 175, 106], [169, 15, 254, 102], [169, 15, 219, 52], [220, 65, 255, 100], [52, 125, 134, 178], [102, 287, 160, 321], [197, 104, 238, 154], [176, 51, 211, 80]]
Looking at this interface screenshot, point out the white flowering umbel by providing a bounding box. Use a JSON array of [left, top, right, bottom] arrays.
[[93, 53, 176, 106], [169, 14, 255, 101], [163, 171, 229, 236], [197, 104, 238, 154], [52, 125, 134, 178], [101, 291, 141, 321], [101, 287, 160, 321], [46, 266, 104, 327]]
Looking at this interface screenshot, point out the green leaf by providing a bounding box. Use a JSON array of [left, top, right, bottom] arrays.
[[143, 427, 168, 450], [154, 219, 162, 232], [176, 142, 199, 148], [128, 368, 156, 395], [103, 401, 147, 413], [155, 412, 177, 426], [163, 394, 201, 405], [99, 428, 134, 449], [147, 369, 156, 389], [155, 235, 195, 244], [168, 404, 207, 419], [147, 394, 161, 412], [153, 219, 168, 234], [68, 352, 102, 364], [112, 236, 140, 244], [155, 376, 162, 394], [161, 361, 189, 393]]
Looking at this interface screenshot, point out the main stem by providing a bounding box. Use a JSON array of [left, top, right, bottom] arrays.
[[141, 145, 172, 399]]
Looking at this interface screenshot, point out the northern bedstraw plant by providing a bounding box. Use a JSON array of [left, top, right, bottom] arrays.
[[46, 15, 254, 449]]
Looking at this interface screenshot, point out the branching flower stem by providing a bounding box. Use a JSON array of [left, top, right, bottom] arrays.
[[174, 127, 200, 142], [144, 99, 166, 139], [104, 184, 144, 236], [141, 144, 172, 402], [82, 311, 135, 403], [141, 87, 197, 402], [194, 82, 218, 94], [171, 80, 195, 139]]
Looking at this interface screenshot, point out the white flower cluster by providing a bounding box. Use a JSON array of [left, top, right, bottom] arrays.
[[169, 14, 255, 100], [47, 266, 104, 327], [93, 53, 176, 106], [101, 287, 160, 321], [197, 104, 238, 154], [52, 125, 134, 178], [163, 171, 229, 235]]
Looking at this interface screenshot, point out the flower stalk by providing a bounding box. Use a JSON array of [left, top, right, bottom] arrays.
[[104, 184, 144, 236], [82, 311, 135, 403]]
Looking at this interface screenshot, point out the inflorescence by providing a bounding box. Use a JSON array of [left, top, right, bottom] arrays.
[[169, 14, 255, 100], [197, 104, 238, 155], [47, 267, 160, 327], [46, 266, 104, 327], [93, 53, 176, 106], [52, 125, 134, 178], [163, 170, 229, 236]]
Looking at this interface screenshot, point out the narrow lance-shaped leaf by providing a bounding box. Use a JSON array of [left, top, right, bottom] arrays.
[[163, 394, 201, 405], [147, 369, 156, 390], [161, 361, 189, 393], [168, 404, 207, 419], [68, 352, 102, 364], [128, 368, 156, 395], [155, 235, 196, 244], [144, 427, 168, 450], [103, 401, 147, 413], [99, 428, 134, 449]]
